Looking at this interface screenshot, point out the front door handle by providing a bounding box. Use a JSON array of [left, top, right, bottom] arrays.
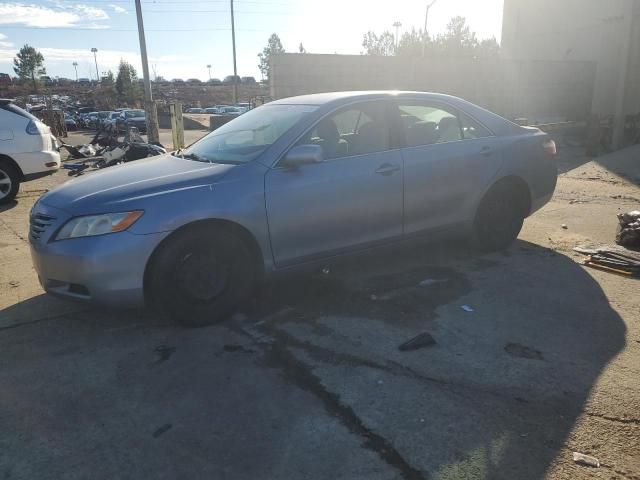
[[375, 163, 401, 176]]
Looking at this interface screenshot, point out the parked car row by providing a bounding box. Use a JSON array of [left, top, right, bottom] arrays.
[[184, 104, 249, 115]]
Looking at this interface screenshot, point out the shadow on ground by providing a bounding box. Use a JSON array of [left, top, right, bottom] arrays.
[[0, 200, 17, 214], [0, 239, 626, 479]]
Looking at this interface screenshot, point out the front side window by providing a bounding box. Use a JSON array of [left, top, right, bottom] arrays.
[[397, 103, 462, 147], [182, 104, 317, 164], [296, 101, 389, 160]]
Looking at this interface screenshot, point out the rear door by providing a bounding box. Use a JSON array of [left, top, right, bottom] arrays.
[[265, 100, 403, 266], [393, 100, 502, 234]]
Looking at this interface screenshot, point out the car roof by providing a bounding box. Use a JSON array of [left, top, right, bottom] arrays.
[[269, 90, 522, 136], [270, 91, 468, 106]]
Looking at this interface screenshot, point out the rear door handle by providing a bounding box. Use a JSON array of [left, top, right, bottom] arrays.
[[480, 146, 493, 157], [375, 163, 401, 176]]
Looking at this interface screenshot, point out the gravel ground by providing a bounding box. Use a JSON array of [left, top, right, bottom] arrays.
[[0, 135, 638, 480]]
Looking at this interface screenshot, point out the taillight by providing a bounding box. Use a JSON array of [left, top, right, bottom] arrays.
[[543, 139, 557, 156], [25, 119, 48, 135]]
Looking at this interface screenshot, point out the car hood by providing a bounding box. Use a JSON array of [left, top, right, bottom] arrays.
[[40, 154, 235, 214]]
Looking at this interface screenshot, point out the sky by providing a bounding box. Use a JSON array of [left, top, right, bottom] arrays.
[[0, 0, 504, 81]]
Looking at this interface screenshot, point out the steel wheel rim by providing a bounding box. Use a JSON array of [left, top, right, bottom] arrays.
[[176, 251, 230, 302], [0, 168, 11, 200]]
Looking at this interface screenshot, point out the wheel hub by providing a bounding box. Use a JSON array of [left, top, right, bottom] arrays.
[[176, 252, 229, 301], [0, 169, 11, 199]]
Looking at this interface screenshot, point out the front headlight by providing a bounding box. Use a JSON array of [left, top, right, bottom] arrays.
[[55, 211, 144, 240]]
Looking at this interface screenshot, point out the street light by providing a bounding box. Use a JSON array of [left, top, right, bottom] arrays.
[[72, 61, 78, 82], [393, 21, 402, 50], [422, 0, 437, 57], [90, 48, 99, 82], [206, 64, 211, 80]]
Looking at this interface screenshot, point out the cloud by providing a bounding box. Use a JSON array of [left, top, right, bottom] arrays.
[[109, 4, 127, 14], [0, 33, 13, 48], [0, 2, 109, 28]]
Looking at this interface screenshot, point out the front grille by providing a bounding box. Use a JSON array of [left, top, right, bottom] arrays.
[[29, 213, 56, 241]]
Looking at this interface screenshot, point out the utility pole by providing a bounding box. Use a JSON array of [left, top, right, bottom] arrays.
[[422, 0, 437, 57], [91, 48, 99, 82], [393, 21, 402, 50], [134, 0, 159, 143], [230, 0, 238, 104], [206, 64, 212, 81], [72, 61, 78, 82]]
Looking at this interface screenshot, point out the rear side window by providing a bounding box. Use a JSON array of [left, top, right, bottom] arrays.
[[460, 113, 492, 139], [396, 103, 462, 147], [0, 103, 39, 122]]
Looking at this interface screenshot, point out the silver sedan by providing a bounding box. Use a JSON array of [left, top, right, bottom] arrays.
[[30, 91, 557, 326]]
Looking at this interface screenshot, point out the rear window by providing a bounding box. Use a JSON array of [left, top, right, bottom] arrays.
[[0, 102, 39, 122]]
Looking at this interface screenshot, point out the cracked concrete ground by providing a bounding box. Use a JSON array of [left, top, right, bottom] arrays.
[[1, 131, 639, 479]]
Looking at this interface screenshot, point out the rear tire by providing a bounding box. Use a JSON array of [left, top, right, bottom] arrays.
[[147, 225, 255, 327], [472, 184, 527, 252], [0, 160, 20, 205]]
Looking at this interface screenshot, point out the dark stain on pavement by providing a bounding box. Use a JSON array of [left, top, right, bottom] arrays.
[[505, 343, 544, 361], [152, 423, 172, 438], [153, 345, 176, 363]]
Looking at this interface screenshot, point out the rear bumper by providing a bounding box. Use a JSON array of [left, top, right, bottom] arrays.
[[30, 230, 170, 307], [13, 150, 60, 177]]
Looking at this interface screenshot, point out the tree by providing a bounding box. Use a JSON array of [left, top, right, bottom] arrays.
[[115, 60, 141, 106], [13, 44, 45, 91], [434, 16, 478, 56], [299, 43, 307, 54], [94, 70, 117, 109], [396, 28, 429, 57], [477, 37, 500, 58], [258, 33, 285, 81], [361, 31, 396, 56]]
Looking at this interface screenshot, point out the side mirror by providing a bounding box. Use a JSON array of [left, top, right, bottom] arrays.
[[281, 144, 324, 168]]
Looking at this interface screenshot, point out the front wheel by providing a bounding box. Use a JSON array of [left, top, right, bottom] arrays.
[[147, 226, 256, 327], [0, 161, 20, 205], [472, 185, 526, 252]]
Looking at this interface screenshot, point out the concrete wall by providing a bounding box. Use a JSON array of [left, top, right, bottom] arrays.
[[502, 0, 640, 116], [270, 53, 596, 123]]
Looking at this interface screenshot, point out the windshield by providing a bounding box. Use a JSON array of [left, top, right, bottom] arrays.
[[182, 104, 317, 164], [125, 110, 145, 118]]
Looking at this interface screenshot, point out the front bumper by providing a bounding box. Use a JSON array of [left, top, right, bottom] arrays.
[[30, 226, 170, 307]]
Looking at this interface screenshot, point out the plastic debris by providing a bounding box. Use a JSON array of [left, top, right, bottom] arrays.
[[399, 332, 437, 351], [461, 305, 474, 312], [572, 452, 600, 468], [561, 224, 568, 229], [322, 267, 330, 275], [370, 294, 378, 301], [616, 210, 640, 248]]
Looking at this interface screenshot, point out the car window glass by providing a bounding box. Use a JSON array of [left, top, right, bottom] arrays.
[[460, 113, 492, 139], [296, 101, 389, 160], [398, 103, 462, 146]]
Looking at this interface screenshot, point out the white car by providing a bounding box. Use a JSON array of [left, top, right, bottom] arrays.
[[0, 99, 60, 204]]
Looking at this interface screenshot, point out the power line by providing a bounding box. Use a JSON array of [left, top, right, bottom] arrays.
[[0, 25, 278, 32]]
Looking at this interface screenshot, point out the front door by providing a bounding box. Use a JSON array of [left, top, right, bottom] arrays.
[[265, 100, 403, 267]]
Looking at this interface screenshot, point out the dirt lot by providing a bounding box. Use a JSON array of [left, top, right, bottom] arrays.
[[1, 133, 639, 480]]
